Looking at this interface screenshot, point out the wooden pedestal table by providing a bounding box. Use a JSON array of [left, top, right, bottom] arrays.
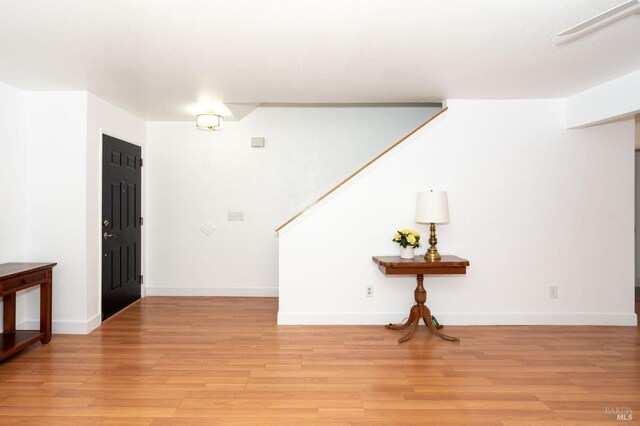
[[0, 262, 56, 361], [372, 255, 469, 343]]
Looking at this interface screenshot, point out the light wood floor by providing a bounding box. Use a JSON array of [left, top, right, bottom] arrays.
[[0, 297, 638, 425]]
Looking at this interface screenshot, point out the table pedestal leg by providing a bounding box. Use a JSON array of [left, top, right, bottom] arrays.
[[385, 274, 459, 343], [422, 305, 459, 343], [385, 305, 417, 330]]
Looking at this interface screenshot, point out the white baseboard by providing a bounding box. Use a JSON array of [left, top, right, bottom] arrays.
[[86, 312, 102, 333], [145, 286, 279, 297], [17, 309, 636, 333], [278, 311, 408, 325], [277, 311, 638, 326], [18, 312, 102, 335], [436, 312, 637, 326]]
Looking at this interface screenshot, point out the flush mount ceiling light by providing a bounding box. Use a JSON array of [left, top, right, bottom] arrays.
[[195, 112, 224, 131], [558, 0, 639, 35]]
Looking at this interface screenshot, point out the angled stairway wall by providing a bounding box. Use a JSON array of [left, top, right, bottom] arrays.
[[277, 99, 636, 326]]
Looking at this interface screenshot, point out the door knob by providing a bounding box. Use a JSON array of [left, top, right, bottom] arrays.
[[103, 232, 115, 239]]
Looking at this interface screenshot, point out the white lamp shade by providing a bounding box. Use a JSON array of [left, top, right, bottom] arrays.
[[415, 190, 450, 224]]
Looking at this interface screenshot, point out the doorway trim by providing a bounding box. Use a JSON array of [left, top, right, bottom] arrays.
[[635, 149, 640, 289]]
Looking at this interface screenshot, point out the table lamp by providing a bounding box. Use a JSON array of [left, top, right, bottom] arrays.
[[415, 190, 449, 262]]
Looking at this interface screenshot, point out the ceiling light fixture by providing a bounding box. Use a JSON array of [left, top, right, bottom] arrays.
[[195, 112, 224, 131], [558, 0, 639, 35]]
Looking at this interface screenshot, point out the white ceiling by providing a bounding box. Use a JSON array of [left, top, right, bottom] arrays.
[[0, 0, 639, 120]]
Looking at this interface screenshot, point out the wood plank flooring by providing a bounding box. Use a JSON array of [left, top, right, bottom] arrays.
[[0, 297, 638, 425]]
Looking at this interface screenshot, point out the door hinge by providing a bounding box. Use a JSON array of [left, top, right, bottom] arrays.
[[140, 158, 143, 167], [140, 275, 144, 285], [140, 217, 144, 226]]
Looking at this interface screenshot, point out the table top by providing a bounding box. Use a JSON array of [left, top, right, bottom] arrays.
[[372, 255, 469, 275], [0, 263, 57, 280]]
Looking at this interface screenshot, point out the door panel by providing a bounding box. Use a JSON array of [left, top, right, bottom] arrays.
[[102, 134, 142, 320]]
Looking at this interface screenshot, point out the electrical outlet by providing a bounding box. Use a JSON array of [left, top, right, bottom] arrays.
[[227, 212, 244, 222], [366, 285, 374, 297], [549, 286, 559, 299]]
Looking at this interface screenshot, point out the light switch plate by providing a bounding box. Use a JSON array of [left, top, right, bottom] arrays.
[[200, 222, 216, 236], [251, 137, 265, 148], [227, 212, 244, 221]]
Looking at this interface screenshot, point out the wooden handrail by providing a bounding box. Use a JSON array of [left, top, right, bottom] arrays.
[[275, 107, 448, 233]]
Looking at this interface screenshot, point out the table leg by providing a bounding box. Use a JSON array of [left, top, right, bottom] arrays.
[[3, 293, 16, 333], [40, 277, 52, 344], [385, 304, 417, 330], [422, 305, 459, 343], [398, 309, 420, 343], [384, 274, 459, 343]]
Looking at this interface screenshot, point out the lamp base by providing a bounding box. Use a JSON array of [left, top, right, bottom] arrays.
[[424, 249, 441, 262], [424, 223, 441, 262]]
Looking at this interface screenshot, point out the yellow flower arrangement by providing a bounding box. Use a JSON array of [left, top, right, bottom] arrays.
[[392, 228, 422, 248]]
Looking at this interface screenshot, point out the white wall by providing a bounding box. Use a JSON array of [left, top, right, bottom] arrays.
[[1, 89, 146, 334], [85, 93, 146, 326], [0, 82, 27, 262], [146, 106, 440, 296], [278, 99, 636, 326], [567, 69, 640, 128], [0, 81, 29, 327], [636, 114, 639, 149], [634, 114, 640, 287], [22, 92, 89, 332]]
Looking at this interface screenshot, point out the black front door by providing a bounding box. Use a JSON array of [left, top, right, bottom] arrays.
[[102, 134, 142, 320]]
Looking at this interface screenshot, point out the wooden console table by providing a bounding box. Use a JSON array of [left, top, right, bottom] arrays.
[[372, 255, 469, 343], [1, 262, 56, 361]]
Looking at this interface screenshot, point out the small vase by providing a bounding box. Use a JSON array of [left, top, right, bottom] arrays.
[[400, 246, 415, 259]]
